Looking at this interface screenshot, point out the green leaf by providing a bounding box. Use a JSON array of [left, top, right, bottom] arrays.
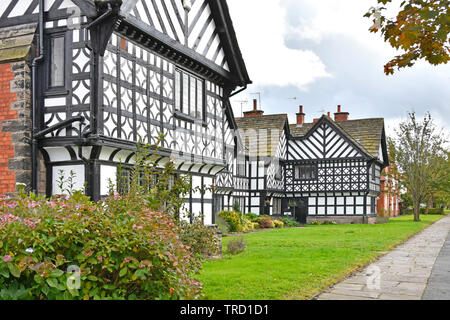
[[119, 267, 128, 277], [7, 264, 21, 278], [46, 277, 59, 288], [0, 268, 10, 279], [42, 284, 50, 296], [419, 10, 438, 20], [50, 269, 64, 278]]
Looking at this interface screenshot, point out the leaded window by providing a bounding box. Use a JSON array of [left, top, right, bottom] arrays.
[[294, 164, 317, 180], [49, 35, 65, 88], [273, 198, 282, 214], [175, 68, 205, 121]]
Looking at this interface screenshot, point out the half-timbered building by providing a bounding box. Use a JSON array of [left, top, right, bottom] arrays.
[[0, 0, 389, 225], [0, 0, 251, 225], [234, 103, 389, 224]]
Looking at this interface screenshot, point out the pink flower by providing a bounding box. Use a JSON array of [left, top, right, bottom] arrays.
[[6, 202, 16, 208], [173, 262, 178, 267], [2, 255, 12, 263], [98, 256, 103, 261], [27, 201, 39, 209]]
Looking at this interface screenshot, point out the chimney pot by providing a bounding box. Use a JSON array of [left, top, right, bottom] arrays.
[[327, 112, 331, 117], [296, 105, 305, 126], [334, 105, 349, 122], [243, 99, 264, 118]]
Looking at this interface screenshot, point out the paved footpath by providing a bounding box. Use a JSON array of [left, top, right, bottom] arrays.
[[316, 215, 450, 300], [422, 229, 450, 300]]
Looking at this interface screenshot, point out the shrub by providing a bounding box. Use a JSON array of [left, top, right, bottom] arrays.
[[273, 220, 284, 228], [241, 218, 255, 233], [257, 216, 275, 229], [215, 215, 230, 236], [282, 217, 300, 227], [252, 222, 260, 230], [310, 220, 337, 226], [227, 238, 246, 255], [232, 200, 241, 213], [0, 192, 202, 300], [245, 213, 259, 222], [217, 211, 241, 232], [217, 211, 253, 233], [180, 218, 220, 259], [420, 208, 444, 215]]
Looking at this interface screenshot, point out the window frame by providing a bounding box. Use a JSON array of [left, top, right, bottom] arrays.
[[174, 67, 206, 124], [273, 198, 282, 214], [46, 32, 67, 91], [371, 196, 376, 214], [294, 164, 318, 181]]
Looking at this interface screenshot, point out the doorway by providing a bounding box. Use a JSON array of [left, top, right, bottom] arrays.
[[289, 198, 308, 224]]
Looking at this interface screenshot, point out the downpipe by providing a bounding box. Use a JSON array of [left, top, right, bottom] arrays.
[[31, 0, 45, 194]]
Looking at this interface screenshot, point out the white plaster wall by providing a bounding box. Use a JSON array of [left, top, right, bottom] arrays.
[[52, 165, 85, 195]]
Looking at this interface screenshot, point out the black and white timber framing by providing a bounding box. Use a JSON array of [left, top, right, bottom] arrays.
[[234, 113, 389, 223], [1, 0, 389, 224], [1, 0, 251, 225]]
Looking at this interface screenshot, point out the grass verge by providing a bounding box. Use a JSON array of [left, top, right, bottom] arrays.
[[198, 214, 445, 300]]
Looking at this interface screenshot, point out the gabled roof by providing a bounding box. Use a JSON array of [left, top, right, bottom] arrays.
[[235, 114, 288, 157], [290, 116, 386, 160], [118, 0, 251, 87]]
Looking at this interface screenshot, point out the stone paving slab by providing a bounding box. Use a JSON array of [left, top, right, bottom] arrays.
[[316, 215, 450, 300], [422, 229, 450, 300]]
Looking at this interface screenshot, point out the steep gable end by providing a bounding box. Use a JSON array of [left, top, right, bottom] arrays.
[[122, 0, 232, 71], [288, 117, 367, 161]]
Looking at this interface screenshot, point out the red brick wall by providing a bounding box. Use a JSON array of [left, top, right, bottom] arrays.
[[377, 166, 401, 217], [0, 63, 18, 194], [0, 61, 33, 196]]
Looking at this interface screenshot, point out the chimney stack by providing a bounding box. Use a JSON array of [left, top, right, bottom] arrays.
[[243, 99, 264, 118], [334, 105, 349, 122], [296, 105, 305, 126]]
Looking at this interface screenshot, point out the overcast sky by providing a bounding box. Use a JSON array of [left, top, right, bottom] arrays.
[[227, 0, 450, 137]]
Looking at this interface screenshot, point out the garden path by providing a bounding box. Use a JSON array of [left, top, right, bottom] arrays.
[[316, 215, 450, 300]]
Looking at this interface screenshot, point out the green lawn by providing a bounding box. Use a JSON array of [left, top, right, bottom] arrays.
[[198, 214, 445, 300]]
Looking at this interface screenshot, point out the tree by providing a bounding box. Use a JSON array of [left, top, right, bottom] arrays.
[[389, 112, 447, 221], [428, 150, 450, 208], [365, 0, 450, 75], [422, 150, 449, 213]]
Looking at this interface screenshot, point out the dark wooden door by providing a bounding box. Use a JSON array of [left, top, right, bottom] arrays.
[[294, 198, 308, 224]]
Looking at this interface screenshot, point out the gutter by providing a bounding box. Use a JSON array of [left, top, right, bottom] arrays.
[[229, 84, 247, 98]]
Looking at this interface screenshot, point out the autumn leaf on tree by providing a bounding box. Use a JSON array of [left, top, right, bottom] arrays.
[[365, 0, 450, 75]]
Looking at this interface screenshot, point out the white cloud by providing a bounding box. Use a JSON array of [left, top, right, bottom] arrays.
[[227, 0, 331, 89], [282, 0, 400, 55]]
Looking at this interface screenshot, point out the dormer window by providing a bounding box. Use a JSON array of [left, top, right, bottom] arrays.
[[174, 68, 205, 122]]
